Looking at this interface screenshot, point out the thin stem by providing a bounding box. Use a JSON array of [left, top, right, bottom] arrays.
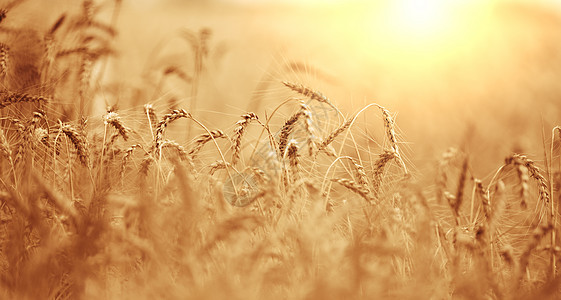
[[549, 126, 559, 278]]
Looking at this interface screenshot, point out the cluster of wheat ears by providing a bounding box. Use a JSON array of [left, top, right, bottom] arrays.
[[0, 0, 560, 299]]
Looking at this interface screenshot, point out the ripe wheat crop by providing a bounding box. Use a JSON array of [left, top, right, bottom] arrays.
[[0, 1, 560, 299]]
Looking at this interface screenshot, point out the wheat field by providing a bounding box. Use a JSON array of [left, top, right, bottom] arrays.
[[0, 0, 560, 299]]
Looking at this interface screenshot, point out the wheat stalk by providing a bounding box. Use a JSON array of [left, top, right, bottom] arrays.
[[161, 139, 188, 161], [551, 125, 561, 277], [436, 148, 458, 204], [316, 116, 354, 156], [0, 129, 12, 160], [282, 81, 337, 110], [453, 155, 469, 220], [298, 101, 317, 156], [0, 117, 26, 164], [278, 111, 302, 156], [209, 160, 230, 175], [475, 179, 505, 257], [189, 129, 225, 158], [0, 43, 8, 79], [515, 163, 530, 209], [104, 111, 130, 141], [144, 103, 157, 138], [340, 156, 369, 191], [0, 91, 50, 110], [504, 154, 550, 204], [59, 121, 89, 166], [476, 179, 491, 220], [372, 150, 397, 197], [518, 224, 554, 283], [376, 104, 407, 175], [153, 109, 191, 156], [351, 157, 369, 187], [284, 139, 299, 186], [331, 178, 373, 203], [120, 144, 143, 177], [231, 112, 258, 165]]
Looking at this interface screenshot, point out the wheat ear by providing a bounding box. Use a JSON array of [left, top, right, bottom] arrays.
[[0, 129, 12, 160], [209, 160, 231, 175], [372, 150, 397, 197], [59, 121, 89, 166], [298, 101, 317, 156], [144, 103, 157, 138], [104, 111, 130, 141], [376, 104, 407, 174], [316, 116, 354, 156], [436, 148, 458, 204], [0, 43, 8, 79], [189, 129, 225, 158], [0, 91, 50, 109], [331, 178, 373, 203], [120, 144, 144, 177], [282, 81, 337, 110], [153, 109, 191, 156], [278, 111, 302, 156], [505, 154, 550, 204], [284, 139, 299, 185], [231, 112, 258, 165]]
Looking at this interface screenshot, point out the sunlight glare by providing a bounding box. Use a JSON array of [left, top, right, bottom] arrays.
[[392, 0, 449, 38], [363, 0, 491, 70], [385, 0, 468, 44]]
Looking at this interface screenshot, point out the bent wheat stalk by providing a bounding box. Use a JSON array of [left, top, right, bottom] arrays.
[[0, 91, 50, 109], [232, 112, 258, 166]]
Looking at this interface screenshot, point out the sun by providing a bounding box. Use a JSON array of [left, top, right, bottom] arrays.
[[361, 0, 492, 67], [387, 0, 459, 41], [395, 0, 447, 36]]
